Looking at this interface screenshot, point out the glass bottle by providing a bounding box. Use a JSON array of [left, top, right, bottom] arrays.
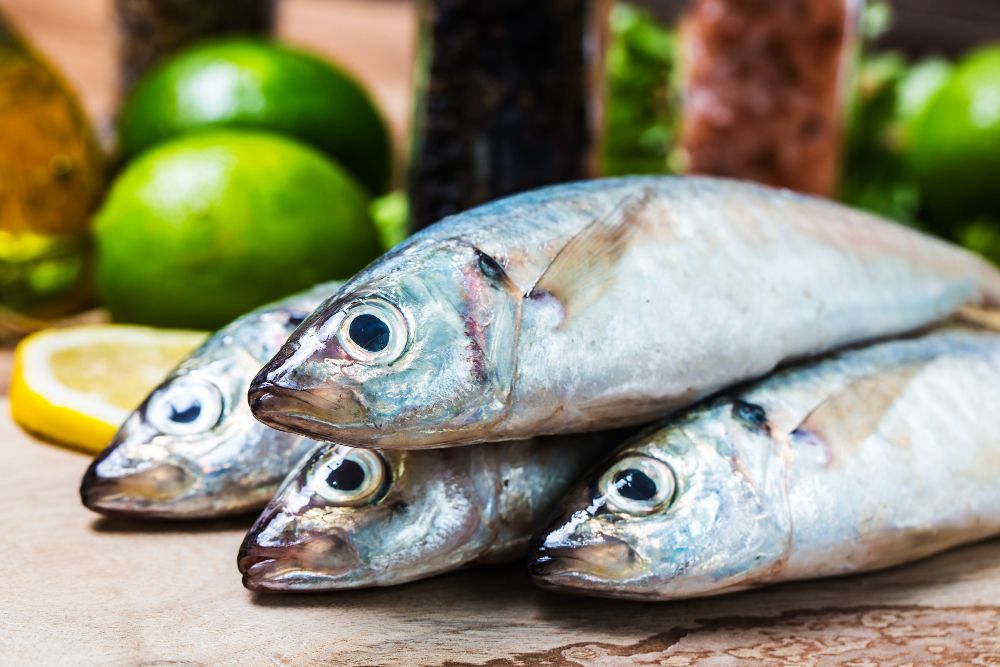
[[677, 0, 864, 197], [408, 0, 605, 231], [0, 10, 105, 339]]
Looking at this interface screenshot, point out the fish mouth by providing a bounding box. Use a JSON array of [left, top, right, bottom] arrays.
[[80, 457, 197, 518], [238, 556, 354, 592], [249, 377, 497, 449], [248, 379, 370, 444], [529, 538, 639, 593], [238, 526, 363, 592]]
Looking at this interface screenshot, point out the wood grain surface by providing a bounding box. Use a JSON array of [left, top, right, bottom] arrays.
[[2, 350, 1000, 666]]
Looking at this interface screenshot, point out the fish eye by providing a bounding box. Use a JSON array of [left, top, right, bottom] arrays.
[[350, 313, 389, 352], [310, 447, 388, 506], [146, 378, 224, 436], [337, 298, 409, 363], [600, 455, 676, 515]]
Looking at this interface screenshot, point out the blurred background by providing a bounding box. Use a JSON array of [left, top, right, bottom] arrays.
[[0, 0, 415, 146], [2, 0, 1000, 449], [7, 0, 999, 141]]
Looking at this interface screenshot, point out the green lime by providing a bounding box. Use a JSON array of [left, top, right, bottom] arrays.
[[896, 57, 953, 129], [94, 131, 380, 329], [118, 38, 391, 194], [910, 46, 1000, 225], [369, 191, 409, 250]]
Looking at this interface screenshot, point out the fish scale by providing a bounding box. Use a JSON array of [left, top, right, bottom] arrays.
[[249, 176, 1000, 449], [531, 325, 1000, 600], [80, 282, 342, 518], [237, 431, 620, 591]]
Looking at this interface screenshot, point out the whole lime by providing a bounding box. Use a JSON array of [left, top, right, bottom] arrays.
[[118, 38, 391, 194], [94, 131, 380, 329], [910, 46, 1000, 224]]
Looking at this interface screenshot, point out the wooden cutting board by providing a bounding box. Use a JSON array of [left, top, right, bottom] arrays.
[[2, 347, 1000, 666]]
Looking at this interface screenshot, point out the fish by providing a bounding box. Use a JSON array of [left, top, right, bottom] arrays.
[[79, 282, 341, 519], [237, 432, 620, 591], [530, 325, 1000, 600], [248, 176, 1000, 449]]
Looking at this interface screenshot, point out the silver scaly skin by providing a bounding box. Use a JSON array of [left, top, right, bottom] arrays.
[[237, 432, 620, 591], [80, 282, 341, 519], [531, 325, 1000, 600], [248, 176, 1000, 449]]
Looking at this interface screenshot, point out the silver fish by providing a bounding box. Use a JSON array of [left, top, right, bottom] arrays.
[[80, 283, 340, 519], [249, 176, 1000, 449], [531, 325, 1000, 600], [238, 432, 619, 591]]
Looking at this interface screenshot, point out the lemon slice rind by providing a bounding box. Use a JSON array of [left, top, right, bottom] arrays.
[[10, 325, 206, 453]]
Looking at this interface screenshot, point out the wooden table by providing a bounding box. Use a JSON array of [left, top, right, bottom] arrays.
[[2, 345, 1000, 665]]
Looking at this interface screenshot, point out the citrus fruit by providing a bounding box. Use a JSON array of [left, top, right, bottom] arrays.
[[118, 38, 391, 194], [0, 9, 105, 319], [10, 325, 206, 452], [910, 46, 1000, 225], [369, 191, 409, 250], [94, 130, 380, 329]]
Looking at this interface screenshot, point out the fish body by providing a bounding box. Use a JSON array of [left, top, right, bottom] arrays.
[[249, 176, 1000, 449], [531, 326, 1000, 600], [238, 432, 619, 591], [80, 282, 340, 518]]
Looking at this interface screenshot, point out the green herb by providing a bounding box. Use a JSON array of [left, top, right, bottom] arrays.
[[601, 3, 677, 177]]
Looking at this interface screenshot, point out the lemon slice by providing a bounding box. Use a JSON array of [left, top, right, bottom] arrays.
[[10, 325, 207, 453]]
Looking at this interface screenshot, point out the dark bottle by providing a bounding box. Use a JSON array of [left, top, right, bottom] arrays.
[[408, 0, 601, 231], [115, 0, 277, 97]]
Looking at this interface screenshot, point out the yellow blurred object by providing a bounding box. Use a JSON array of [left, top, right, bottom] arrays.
[[10, 325, 206, 453], [0, 8, 105, 326]]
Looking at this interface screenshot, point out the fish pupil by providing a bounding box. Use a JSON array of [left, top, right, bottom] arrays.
[[349, 313, 390, 352], [327, 459, 366, 492], [168, 396, 201, 424], [613, 469, 657, 502]]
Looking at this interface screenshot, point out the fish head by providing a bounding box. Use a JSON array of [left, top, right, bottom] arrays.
[[81, 306, 319, 518], [239, 442, 498, 590], [531, 401, 790, 600], [250, 240, 521, 447]]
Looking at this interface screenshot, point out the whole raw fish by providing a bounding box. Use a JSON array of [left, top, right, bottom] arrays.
[[531, 325, 1000, 600], [238, 432, 619, 590], [249, 176, 1000, 449], [80, 283, 340, 519]]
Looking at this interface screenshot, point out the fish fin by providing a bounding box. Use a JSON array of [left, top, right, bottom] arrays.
[[526, 189, 656, 311], [955, 305, 1000, 333], [792, 362, 928, 455]]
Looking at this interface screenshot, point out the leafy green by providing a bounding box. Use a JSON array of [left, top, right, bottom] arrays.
[[957, 218, 1000, 265], [601, 3, 677, 177], [839, 52, 952, 228]]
